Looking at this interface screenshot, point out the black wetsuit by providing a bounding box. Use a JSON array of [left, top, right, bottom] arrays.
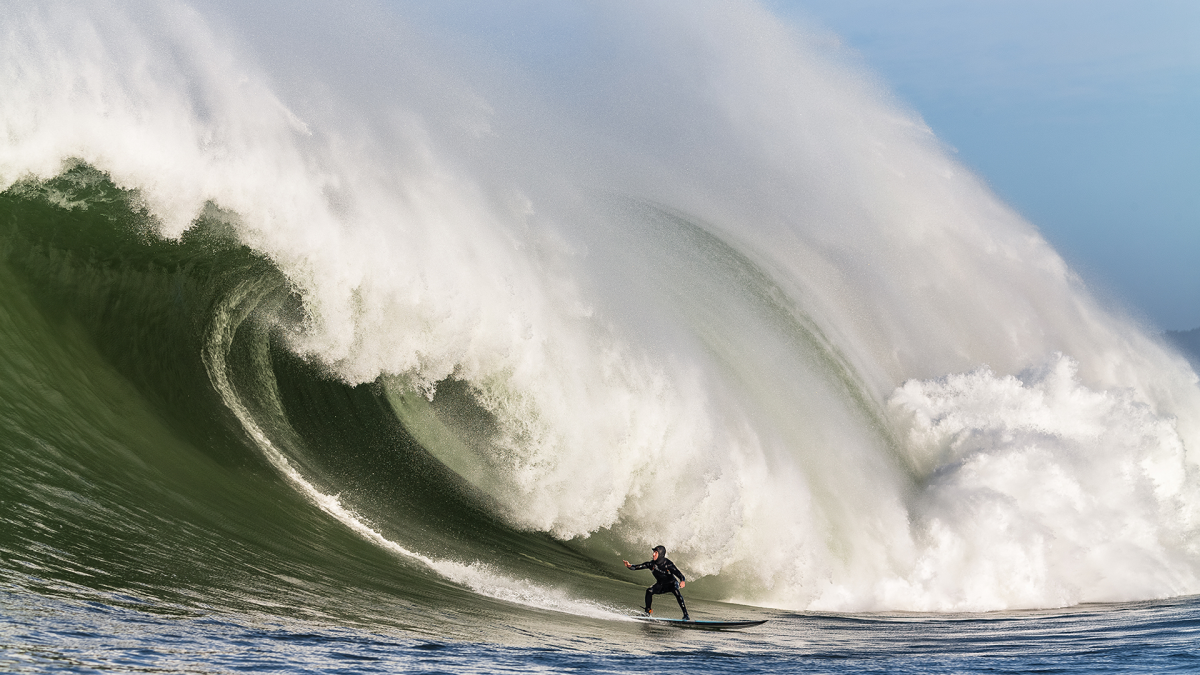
[[629, 557, 688, 618]]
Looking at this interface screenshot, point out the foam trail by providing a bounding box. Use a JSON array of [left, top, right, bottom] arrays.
[[2, 0, 1198, 611]]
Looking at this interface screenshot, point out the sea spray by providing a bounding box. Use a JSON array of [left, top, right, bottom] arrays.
[[2, 0, 1198, 611], [879, 354, 1200, 610]]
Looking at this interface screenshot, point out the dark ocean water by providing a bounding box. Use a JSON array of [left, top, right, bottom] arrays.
[[4, 583, 1199, 673]]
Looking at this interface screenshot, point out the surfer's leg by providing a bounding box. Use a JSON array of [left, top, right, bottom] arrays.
[[671, 586, 689, 620], [644, 586, 655, 613]]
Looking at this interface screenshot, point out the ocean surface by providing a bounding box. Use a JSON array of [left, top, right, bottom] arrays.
[[2, 1, 1199, 673]]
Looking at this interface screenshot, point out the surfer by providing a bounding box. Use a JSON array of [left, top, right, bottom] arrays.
[[623, 545, 689, 620]]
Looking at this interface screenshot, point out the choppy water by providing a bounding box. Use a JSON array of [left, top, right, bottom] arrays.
[[5, 588, 1199, 673]]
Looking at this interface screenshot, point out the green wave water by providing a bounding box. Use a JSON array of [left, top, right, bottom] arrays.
[[0, 166, 658, 645]]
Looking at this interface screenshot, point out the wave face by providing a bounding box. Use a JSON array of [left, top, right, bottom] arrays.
[[2, 0, 1199, 616]]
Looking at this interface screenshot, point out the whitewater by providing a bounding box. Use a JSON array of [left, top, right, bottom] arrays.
[[2, 0, 1199, 672]]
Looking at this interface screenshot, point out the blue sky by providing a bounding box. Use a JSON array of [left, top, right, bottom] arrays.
[[771, 0, 1200, 330]]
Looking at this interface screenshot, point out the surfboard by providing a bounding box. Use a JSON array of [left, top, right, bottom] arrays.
[[633, 616, 767, 630]]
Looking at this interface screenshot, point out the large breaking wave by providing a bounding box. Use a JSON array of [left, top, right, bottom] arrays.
[[2, 0, 1198, 613]]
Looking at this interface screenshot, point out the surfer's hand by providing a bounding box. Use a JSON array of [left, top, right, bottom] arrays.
[[680, 581, 685, 588], [623, 560, 631, 568]]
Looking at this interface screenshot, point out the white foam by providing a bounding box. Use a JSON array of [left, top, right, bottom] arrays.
[[873, 354, 1200, 610], [2, 0, 1199, 612]]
